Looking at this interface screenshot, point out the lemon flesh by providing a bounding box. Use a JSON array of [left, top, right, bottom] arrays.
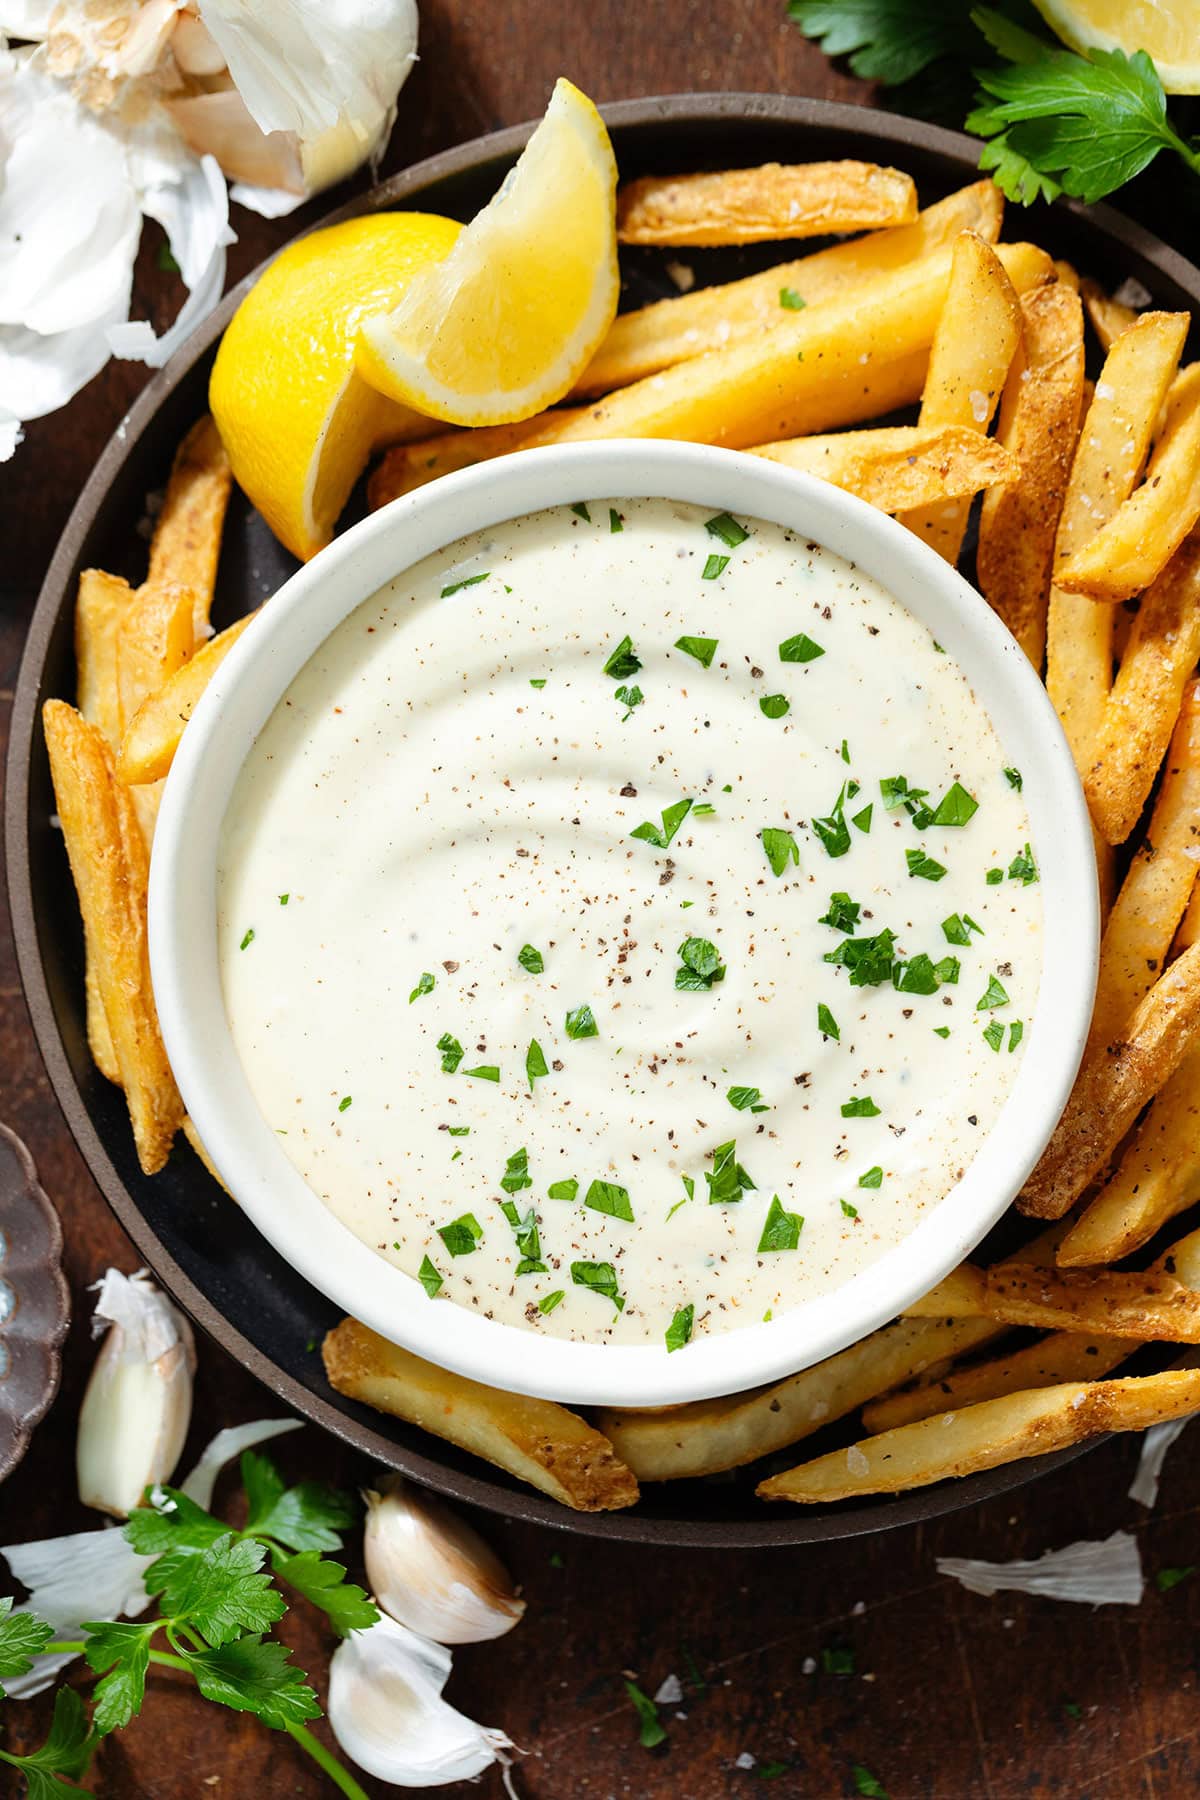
[[209, 212, 462, 561], [355, 78, 619, 427], [1032, 0, 1200, 92]]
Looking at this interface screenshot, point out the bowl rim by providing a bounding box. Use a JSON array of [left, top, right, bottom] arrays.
[[148, 438, 1098, 1409]]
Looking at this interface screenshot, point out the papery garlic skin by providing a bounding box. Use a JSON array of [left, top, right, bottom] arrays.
[[76, 1267, 196, 1518], [364, 1479, 524, 1646], [328, 1612, 513, 1789]]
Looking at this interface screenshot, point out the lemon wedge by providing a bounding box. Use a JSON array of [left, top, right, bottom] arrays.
[[1032, 0, 1200, 92], [209, 212, 462, 561], [355, 78, 619, 427]]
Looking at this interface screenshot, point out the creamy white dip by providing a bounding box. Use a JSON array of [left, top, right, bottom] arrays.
[[218, 498, 1041, 1351]]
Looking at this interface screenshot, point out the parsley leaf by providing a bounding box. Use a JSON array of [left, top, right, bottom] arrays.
[[631, 796, 693, 848], [408, 971, 435, 1004], [819, 892, 860, 933], [585, 1178, 634, 1221], [705, 511, 749, 548], [565, 1003, 599, 1039], [625, 1676, 667, 1747], [728, 1085, 769, 1112], [983, 1019, 1005, 1051], [437, 1032, 464, 1073], [438, 1213, 483, 1256], [705, 1139, 756, 1205], [518, 943, 545, 973], [241, 1452, 356, 1554], [182, 1635, 321, 1728], [817, 1002, 840, 1041], [1004, 766, 1023, 790], [548, 1178, 579, 1201], [675, 634, 718, 667], [761, 827, 800, 876], [3, 1686, 92, 1789], [786, 0, 981, 87], [824, 927, 896, 987], [1156, 1565, 1196, 1592], [463, 1064, 500, 1082], [906, 846, 947, 882], [760, 693, 790, 719], [779, 632, 825, 664], [1009, 842, 1039, 884], [440, 571, 489, 597], [500, 1147, 533, 1195], [526, 1038, 549, 1089], [977, 974, 1010, 1010], [758, 1194, 804, 1251], [780, 286, 806, 309], [665, 1303, 695, 1352], [418, 1255, 443, 1298], [813, 783, 853, 858], [615, 682, 643, 719], [675, 936, 726, 991], [538, 1290, 565, 1314], [148, 1532, 285, 1647], [571, 1260, 625, 1311], [841, 1095, 881, 1118], [603, 635, 642, 680], [0, 1600, 53, 1696], [273, 1552, 376, 1636], [931, 781, 978, 827], [852, 1762, 890, 1798], [859, 1166, 884, 1188], [702, 553, 730, 580], [83, 1620, 154, 1734]]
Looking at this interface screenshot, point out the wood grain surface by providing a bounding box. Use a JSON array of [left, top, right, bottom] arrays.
[[3, 6, 1200, 1796]]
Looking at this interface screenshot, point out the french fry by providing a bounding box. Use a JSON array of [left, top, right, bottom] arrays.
[[42, 701, 183, 1174], [368, 414, 574, 511], [862, 1330, 1134, 1432], [1178, 875, 1200, 953], [1088, 682, 1200, 1048], [758, 1368, 1200, 1503], [115, 578, 198, 848], [896, 231, 1024, 562], [1046, 310, 1188, 775], [1053, 260, 1080, 291], [902, 1220, 1069, 1321], [146, 415, 232, 636], [1058, 1048, 1200, 1266], [615, 160, 917, 247], [322, 1317, 638, 1511], [749, 425, 1015, 513], [1083, 533, 1200, 845], [1020, 938, 1200, 1219], [976, 281, 1085, 668], [1057, 366, 1200, 604], [596, 1314, 1006, 1482], [575, 182, 1003, 395], [118, 610, 257, 785], [983, 1249, 1200, 1342], [182, 1117, 232, 1197], [1080, 277, 1138, 351]]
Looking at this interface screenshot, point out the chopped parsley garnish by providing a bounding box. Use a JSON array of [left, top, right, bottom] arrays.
[[983, 1020, 1005, 1052], [631, 795, 693, 848], [986, 868, 1004, 885], [615, 683, 643, 719], [933, 1026, 951, 1039], [1009, 1020, 1024, 1052], [906, 847, 947, 882], [665, 1303, 695, 1353], [705, 1140, 756, 1205], [603, 635, 642, 680], [859, 1166, 883, 1189], [757, 1195, 803, 1251], [727, 1085, 769, 1113], [538, 1290, 565, 1315], [812, 783, 853, 859], [409, 971, 435, 1004], [446, 1126, 470, 1136], [584, 1179, 634, 1222], [702, 553, 730, 580], [609, 508, 623, 532], [570, 502, 591, 522], [779, 632, 824, 664], [817, 1003, 840, 1041], [821, 1646, 855, 1675], [824, 927, 896, 987], [500, 1199, 545, 1274], [675, 936, 725, 991], [526, 1040, 549, 1089], [437, 1032, 464, 1073], [841, 1095, 881, 1118], [278, 893, 289, 906], [437, 1213, 483, 1256], [931, 781, 979, 827], [761, 827, 800, 876], [760, 693, 790, 719], [933, 955, 960, 985], [337, 1095, 352, 1112], [239, 928, 255, 950], [1009, 843, 1039, 885], [841, 1198, 859, 1218], [565, 1003, 599, 1039], [1004, 767, 1023, 791], [964, 913, 984, 935], [518, 943, 545, 974], [667, 1173, 696, 1221], [571, 1260, 625, 1312], [819, 892, 860, 933], [675, 634, 719, 667], [547, 1178, 579, 1201], [893, 953, 939, 995], [780, 286, 806, 310], [880, 774, 930, 821], [705, 511, 749, 548], [1063, 1701, 1083, 1721], [852, 1767, 889, 1800], [977, 975, 1010, 1010], [500, 1148, 532, 1195], [463, 1064, 500, 1082], [841, 738, 851, 763], [530, 678, 547, 688], [852, 804, 873, 833], [417, 1255, 443, 1298], [693, 801, 716, 817], [440, 572, 489, 597], [941, 913, 975, 946], [625, 1678, 666, 1749], [1156, 1565, 1196, 1592]]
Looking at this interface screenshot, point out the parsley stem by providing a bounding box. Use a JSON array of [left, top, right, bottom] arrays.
[[285, 1721, 372, 1800]]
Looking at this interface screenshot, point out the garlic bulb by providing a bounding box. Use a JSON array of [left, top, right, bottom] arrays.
[[328, 1612, 513, 1788], [364, 1479, 525, 1645], [76, 1268, 195, 1518]]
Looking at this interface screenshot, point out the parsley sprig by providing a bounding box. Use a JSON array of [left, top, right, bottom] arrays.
[[0, 1453, 377, 1798]]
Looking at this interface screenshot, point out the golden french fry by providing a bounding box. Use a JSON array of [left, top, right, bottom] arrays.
[[983, 1256, 1200, 1342], [749, 424, 1015, 512], [1020, 937, 1200, 1219], [1057, 366, 1200, 604], [368, 414, 573, 512], [758, 1368, 1200, 1503], [322, 1317, 638, 1511], [116, 579, 197, 736], [182, 1117, 232, 1197], [862, 1330, 1134, 1433], [1058, 1047, 1200, 1267], [901, 1262, 989, 1319], [1053, 260, 1080, 291], [896, 232, 1024, 563], [43, 700, 183, 1174], [1046, 310, 1188, 775], [1083, 534, 1200, 846], [1088, 681, 1200, 1048], [976, 281, 1085, 669], [118, 610, 257, 785], [575, 182, 1003, 395], [147, 415, 232, 636], [615, 160, 917, 247], [596, 1315, 1005, 1482], [1080, 276, 1138, 351]]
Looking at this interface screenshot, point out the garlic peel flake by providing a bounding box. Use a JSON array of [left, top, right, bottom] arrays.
[[1129, 1416, 1193, 1509], [937, 1529, 1144, 1606]]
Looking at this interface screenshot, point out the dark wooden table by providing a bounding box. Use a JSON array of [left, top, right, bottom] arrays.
[[4, 6, 1200, 1796]]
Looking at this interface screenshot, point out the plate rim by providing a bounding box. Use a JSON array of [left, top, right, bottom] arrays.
[[9, 90, 1193, 1544]]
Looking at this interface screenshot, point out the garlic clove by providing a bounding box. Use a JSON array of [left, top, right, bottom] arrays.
[[166, 86, 306, 193], [170, 9, 228, 77], [364, 1478, 525, 1645], [328, 1612, 513, 1788], [76, 1269, 195, 1518]]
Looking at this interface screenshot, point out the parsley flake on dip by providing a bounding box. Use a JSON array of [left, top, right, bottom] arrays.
[[218, 499, 1041, 1352]]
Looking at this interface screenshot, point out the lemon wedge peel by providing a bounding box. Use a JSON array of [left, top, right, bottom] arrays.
[[1031, 0, 1200, 95]]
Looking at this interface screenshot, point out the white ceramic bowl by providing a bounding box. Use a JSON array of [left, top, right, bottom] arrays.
[[150, 441, 1098, 1409]]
